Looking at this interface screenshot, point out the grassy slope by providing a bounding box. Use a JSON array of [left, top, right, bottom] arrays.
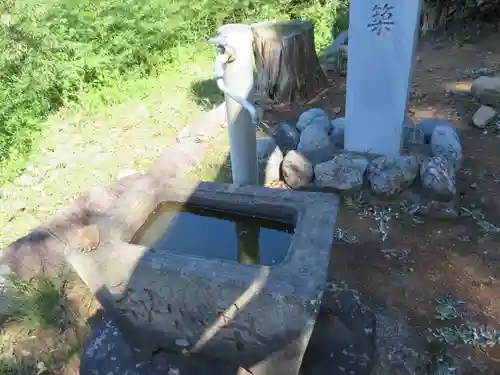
[[0, 48, 218, 247]]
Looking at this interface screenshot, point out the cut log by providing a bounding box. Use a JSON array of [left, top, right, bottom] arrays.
[[252, 20, 327, 105]]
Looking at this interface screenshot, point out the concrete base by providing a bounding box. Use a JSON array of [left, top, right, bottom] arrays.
[[68, 177, 339, 375]]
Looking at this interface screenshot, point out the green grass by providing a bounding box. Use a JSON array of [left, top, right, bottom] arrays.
[[185, 129, 232, 183], [9, 277, 64, 329], [0, 0, 349, 184], [0, 50, 218, 247]]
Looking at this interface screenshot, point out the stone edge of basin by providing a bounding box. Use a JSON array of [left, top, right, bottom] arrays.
[[0, 174, 141, 282], [70, 176, 340, 301]]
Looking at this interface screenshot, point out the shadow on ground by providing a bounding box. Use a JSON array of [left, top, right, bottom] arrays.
[[189, 79, 225, 111]]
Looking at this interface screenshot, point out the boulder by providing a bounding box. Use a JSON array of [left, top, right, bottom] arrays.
[[420, 157, 457, 201], [296, 108, 330, 133], [367, 156, 420, 197], [272, 122, 300, 155], [297, 122, 332, 155], [472, 105, 497, 129], [260, 146, 284, 185], [471, 76, 500, 107], [257, 136, 278, 163], [314, 154, 369, 191], [417, 118, 456, 143], [330, 117, 345, 147], [430, 125, 462, 172], [282, 151, 314, 189]]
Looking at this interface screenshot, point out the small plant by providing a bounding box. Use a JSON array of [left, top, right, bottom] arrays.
[[435, 296, 465, 321], [10, 277, 64, 329], [342, 191, 367, 211], [433, 324, 500, 348], [334, 227, 358, 244], [399, 200, 424, 224], [367, 206, 397, 243]]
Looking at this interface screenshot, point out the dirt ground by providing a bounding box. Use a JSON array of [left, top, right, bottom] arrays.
[[264, 28, 500, 374]]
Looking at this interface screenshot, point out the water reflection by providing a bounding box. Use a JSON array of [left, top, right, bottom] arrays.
[[131, 203, 293, 266]]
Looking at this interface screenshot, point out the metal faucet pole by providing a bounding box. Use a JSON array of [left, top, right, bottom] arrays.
[[209, 24, 258, 187], [209, 24, 260, 265]]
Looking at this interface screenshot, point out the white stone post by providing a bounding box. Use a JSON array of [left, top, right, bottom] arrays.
[[344, 0, 423, 156]]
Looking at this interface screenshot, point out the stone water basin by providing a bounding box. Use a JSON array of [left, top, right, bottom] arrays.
[[70, 177, 338, 375]]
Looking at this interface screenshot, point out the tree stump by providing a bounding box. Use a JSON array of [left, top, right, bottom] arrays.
[[252, 20, 327, 105]]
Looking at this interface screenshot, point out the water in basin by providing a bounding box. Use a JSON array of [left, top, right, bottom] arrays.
[[131, 203, 294, 265]]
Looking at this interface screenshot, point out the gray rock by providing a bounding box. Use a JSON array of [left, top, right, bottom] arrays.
[[472, 105, 497, 128], [282, 151, 314, 189], [257, 136, 278, 163], [297, 122, 332, 155], [296, 108, 330, 133], [471, 76, 500, 107], [261, 146, 284, 185], [314, 154, 369, 191], [402, 126, 425, 145], [302, 144, 337, 166], [417, 118, 456, 143], [430, 125, 462, 172], [367, 156, 420, 197], [272, 122, 300, 155], [420, 157, 457, 201], [330, 117, 345, 147]]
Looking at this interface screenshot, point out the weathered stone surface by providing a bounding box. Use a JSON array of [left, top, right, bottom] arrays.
[[296, 108, 330, 133], [314, 154, 369, 191], [83, 301, 374, 375], [81, 315, 239, 375], [471, 76, 500, 107], [261, 146, 284, 185], [402, 126, 425, 145], [70, 179, 339, 375], [472, 105, 497, 128], [367, 156, 420, 197], [301, 143, 337, 166], [420, 157, 457, 201], [272, 122, 300, 155], [297, 122, 332, 155], [430, 125, 462, 172], [330, 117, 345, 147], [417, 118, 456, 143], [282, 151, 314, 189]]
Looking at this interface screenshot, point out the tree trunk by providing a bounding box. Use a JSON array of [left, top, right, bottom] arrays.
[[252, 20, 327, 105], [420, 0, 500, 34]]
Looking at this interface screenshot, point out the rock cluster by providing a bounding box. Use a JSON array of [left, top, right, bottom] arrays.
[[470, 76, 500, 129], [259, 107, 462, 203]]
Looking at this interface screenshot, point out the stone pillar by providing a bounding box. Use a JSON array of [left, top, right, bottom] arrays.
[[344, 0, 423, 156]]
